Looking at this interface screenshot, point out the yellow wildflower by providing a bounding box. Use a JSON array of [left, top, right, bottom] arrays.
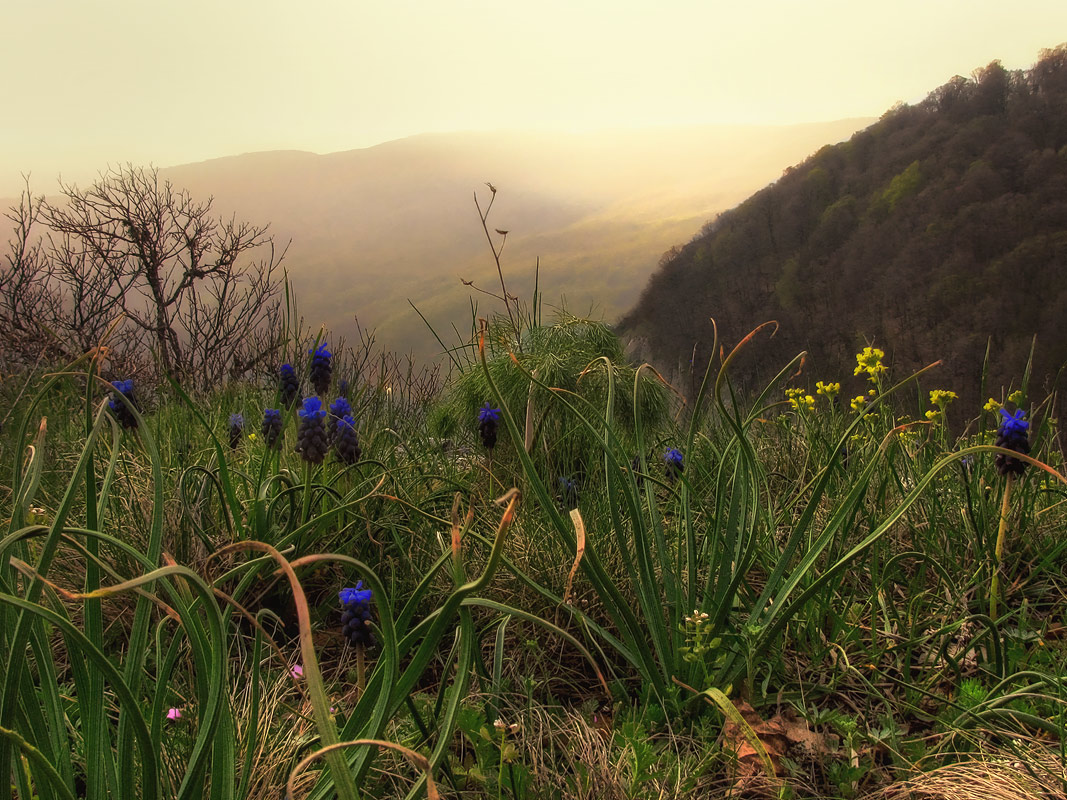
[[785, 387, 815, 413], [1008, 390, 1025, 406], [854, 346, 887, 382], [926, 389, 957, 423], [983, 397, 1001, 413], [816, 381, 840, 400], [929, 389, 957, 409]]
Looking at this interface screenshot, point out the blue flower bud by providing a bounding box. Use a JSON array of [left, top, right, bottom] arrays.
[[228, 413, 244, 448], [279, 364, 300, 407], [261, 408, 283, 449], [478, 403, 500, 449], [296, 397, 329, 463], [108, 379, 138, 430], [309, 343, 332, 397], [339, 580, 375, 647], [995, 408, 1030, 476], [664, 448, 684, 483]]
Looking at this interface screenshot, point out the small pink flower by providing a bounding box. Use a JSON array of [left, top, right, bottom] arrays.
[[290, 664, 304, 679], [166, 707, 182, 721]]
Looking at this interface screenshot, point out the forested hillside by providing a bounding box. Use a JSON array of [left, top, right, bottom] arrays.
[[621, 46, 1067, 411]]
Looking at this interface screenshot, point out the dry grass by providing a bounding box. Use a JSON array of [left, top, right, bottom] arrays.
[[873, 745, 1067, 800], [235, 657, 320, 800]]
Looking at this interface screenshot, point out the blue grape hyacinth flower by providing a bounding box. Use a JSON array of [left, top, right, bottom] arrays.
[[279, 363, 300, 407], [108, 379, 138, 430], [995, 408, 1030, 476], [228, 413, 244, 448], [478, 403, 501, 450], [309, 343, 333, 396], [333, 414, 362, 465], [339, 581, 375, 647], [296, 397, 329, 464], [664, 448, 684, 483], [339, 581, 372, 605], [328, 396, 352, 442], [261, 408, 283, 450]]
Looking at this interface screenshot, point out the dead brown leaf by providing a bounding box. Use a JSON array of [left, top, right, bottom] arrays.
[[722, 702, 831, 790]]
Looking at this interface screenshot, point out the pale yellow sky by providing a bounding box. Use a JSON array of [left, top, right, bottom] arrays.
[[2, 0, 1065, 195]]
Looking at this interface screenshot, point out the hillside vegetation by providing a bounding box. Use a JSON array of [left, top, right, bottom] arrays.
[[3, 95, 1067, 797], [3, 294, 1065, 798], [154, 122, 871, 357], [621, 46, 1067, 413]]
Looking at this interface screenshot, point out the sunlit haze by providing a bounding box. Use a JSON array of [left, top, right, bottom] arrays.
[[2, 0, 1065, 195]]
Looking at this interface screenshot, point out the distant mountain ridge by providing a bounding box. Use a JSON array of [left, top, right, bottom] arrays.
[[148, 122, 873, 357], [620, 47, 1067, 412], [0, 122, 877, 359]]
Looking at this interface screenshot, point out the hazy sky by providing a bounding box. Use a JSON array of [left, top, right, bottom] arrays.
[[2, 0, 1065, 195]]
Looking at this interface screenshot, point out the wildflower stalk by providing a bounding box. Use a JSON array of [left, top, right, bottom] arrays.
[[474, 184, 519, 344], [990, 474, 1015, 620], [496, 721, 509, 800], [301, 460, 313, 528], [357, 645, 366, 700], [989, 406, 1030, 619], [84, 361, 107, 798]]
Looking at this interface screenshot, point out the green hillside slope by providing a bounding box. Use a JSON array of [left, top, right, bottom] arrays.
[[621, 47, 1067, 412]]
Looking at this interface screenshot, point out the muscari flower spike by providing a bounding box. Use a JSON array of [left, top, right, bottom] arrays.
[[296, 397, 329, 464], [108, 379, 138, 430], [228, 413, 244, 449], [261, 408, 283, 450], [338, 378, 349, 399], [333, 414, 362, 465], [995, 408, 1030, 476], [478, 403, 501, 450], [328, 396, 352, 442], [664, 448, 684, 482], [309, 343, 333, 396], [279, 363, 300, 407], [340, 580, 375, 647]]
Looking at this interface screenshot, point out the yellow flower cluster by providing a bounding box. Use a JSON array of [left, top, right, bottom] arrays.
[[929, 389, 957, 408], [925, 389, 957, 422], [786, 387, 815, 413], [816, 381, 840, 400], [983, 397, 1002, 413], [853, 346, 887, 382], [897, 425, 921, 445], [1008, 389, 1026, 406], [850, 395, 867, 412]]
